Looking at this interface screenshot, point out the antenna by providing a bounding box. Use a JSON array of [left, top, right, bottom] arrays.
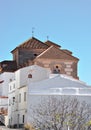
[[47, 35, 49, 40], [32, 27, 35, 37]]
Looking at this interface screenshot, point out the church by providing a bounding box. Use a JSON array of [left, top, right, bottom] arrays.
[[0, 37, 79, 79], [0, 36, 90, 128]]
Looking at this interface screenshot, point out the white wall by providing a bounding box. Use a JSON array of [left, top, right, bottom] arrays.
[[0, 72, 14, 96], [0, 98, 8, 108], [15, 65, 48, 89]]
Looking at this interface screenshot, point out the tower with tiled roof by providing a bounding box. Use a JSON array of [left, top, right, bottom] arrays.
[[11, 37, 79, 79], [11, 37, 49, 68]]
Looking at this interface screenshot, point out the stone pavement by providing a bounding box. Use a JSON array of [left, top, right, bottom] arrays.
[[0, 126, 23, 130]]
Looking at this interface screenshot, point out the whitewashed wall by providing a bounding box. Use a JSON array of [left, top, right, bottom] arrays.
[[27, 74, 91, 123], [0, 72, 14, 96], [8, 65, 49, 127]]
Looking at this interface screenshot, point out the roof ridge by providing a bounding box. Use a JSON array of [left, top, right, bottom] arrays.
[[44, 40, 61, 48], [36, 46, 53, 58], [11, 37, 49, 53], [61, 49, 79, 61], [16, 37, 44, 48], [36, 45, 79, 61]]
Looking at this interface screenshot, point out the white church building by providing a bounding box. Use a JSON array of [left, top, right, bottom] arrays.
[[0, 37, 91, 128], [8, 65, 49, 127], [7, 65, 91, 128]]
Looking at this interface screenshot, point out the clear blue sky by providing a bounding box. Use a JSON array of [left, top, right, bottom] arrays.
[[0, 0, 91, 85]]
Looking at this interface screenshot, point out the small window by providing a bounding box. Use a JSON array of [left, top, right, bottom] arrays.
[[34, 54, 37, 56], [23, 115, 25, 123], [10, 79, 12, 82], [24, 92, 26, 101], [13, 97, 15, 103], [28, 74, 32, 78], [13, 83, 15, 89], [19, 93, 21, 103], [56, 66, 58, 68]]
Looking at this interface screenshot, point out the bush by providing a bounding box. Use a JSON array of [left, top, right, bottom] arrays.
[[24, 123, 35, 130]]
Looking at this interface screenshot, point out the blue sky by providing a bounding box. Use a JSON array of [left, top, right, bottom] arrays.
[[0, 0, 91, 85]]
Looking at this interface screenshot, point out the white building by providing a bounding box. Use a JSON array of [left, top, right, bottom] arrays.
[[0, 37, 91, 128], [0, 64, 90, 128], [8, 65, 49, 128], [0, 72, 14, 96], [27, 73, 91, 123], [0, 72, 14, 126]]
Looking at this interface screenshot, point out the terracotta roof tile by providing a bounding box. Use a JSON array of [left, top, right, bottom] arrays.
[[36, 46, 79, 61], [0, 60, 17, 72], [62, 49, 72, 55], [11, 37, 49, 53], [0, 96, 8, 98], [45, 40, 61, 48]]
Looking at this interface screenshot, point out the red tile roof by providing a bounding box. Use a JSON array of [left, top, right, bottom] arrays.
[[36, 46, 79, 61], [45, 40, 61, 48], [11, 37, 49, 53]]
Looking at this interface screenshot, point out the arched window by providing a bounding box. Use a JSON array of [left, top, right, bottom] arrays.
[[28, 74, 32, 78]]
